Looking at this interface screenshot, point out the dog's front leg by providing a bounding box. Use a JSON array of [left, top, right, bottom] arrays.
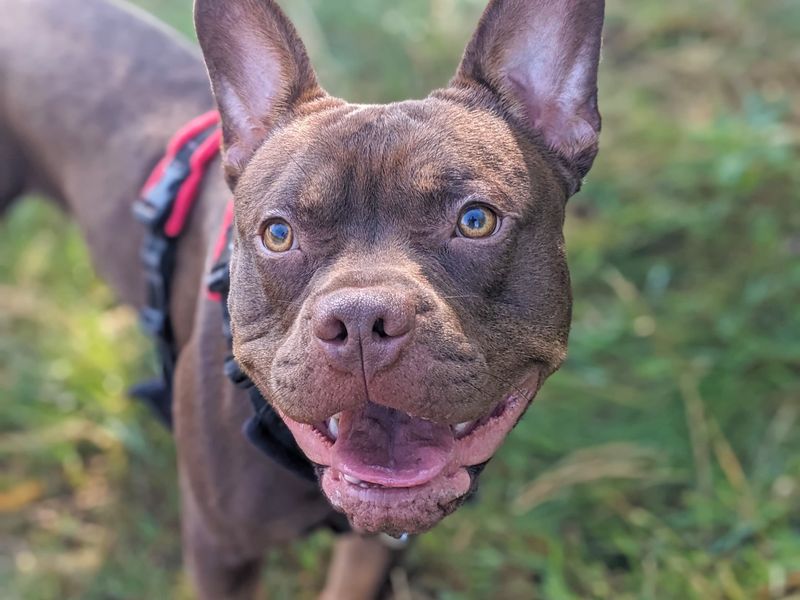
[[174, 335, 265, 600], [319, 534, 398, 600], [180, 476, 263, 600]]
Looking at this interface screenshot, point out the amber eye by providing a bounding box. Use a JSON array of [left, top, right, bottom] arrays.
[[456, 204, 498, 239], [261, 219, 294, 252]]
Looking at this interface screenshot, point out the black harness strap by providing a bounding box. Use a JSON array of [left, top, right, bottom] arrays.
[[130, 125, 217, 427]]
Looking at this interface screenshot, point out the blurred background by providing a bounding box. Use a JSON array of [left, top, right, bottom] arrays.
[[1, 0, 798, 598]]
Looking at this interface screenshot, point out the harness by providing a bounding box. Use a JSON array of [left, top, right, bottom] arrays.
[[131, 111, 315, 483]]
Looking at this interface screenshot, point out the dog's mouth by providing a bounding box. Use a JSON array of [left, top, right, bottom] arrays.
[[275, 371, 540, 535]]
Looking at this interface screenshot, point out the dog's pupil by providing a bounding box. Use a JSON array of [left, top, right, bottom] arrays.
[[270, 223, 289, 242], [463, 208, 486, 230]]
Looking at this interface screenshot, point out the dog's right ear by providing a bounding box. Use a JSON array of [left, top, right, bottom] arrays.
[[194, 0, 323, 187]]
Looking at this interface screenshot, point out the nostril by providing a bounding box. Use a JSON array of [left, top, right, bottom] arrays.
[[333, 320, 348, 342], [371, 315, 413, 340], [372, 318, 387, 339], [315, 317, 349, 344]]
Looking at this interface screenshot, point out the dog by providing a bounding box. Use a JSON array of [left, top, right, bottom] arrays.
[[0, 0, 604, 597]]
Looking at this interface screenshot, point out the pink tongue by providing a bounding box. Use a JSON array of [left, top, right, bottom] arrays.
[[331, 402, 454, 487]]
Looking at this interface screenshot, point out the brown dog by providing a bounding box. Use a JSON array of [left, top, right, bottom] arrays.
[[0, 0, 604, 597]]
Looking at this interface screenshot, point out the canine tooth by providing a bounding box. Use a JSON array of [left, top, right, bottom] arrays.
[[453, 420, 474, 436], [343, 473, 362, 485], [327, 414, 340, 440]]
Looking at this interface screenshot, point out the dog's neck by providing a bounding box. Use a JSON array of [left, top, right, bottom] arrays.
[[1, 0, 229, 343]]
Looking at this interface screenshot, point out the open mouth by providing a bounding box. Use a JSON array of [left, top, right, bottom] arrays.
[[275, 372, 540, 535]]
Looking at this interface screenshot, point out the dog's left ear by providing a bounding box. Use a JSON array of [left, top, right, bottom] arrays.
[[452, 0, 605, 191], [194, 0, 323, 187]]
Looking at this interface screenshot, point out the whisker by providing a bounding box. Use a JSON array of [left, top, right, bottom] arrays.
[[280, 147, 311, 180], [438, 294, 483, 301]]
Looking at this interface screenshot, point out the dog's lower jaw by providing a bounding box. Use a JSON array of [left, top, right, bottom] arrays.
[[322, 466, 472, 536]]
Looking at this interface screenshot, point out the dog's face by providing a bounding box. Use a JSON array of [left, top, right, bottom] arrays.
[[196, 0, 604, 535]]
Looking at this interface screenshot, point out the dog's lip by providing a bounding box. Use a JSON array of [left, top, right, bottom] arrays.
[[320, 465, 473, 535], [274, 372, 539, 533], [317, 396, 509, 444], [312, 394, 518, 490], [275, 371, 540, 487]]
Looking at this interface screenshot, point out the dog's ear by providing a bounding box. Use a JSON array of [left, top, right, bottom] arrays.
[[452, 0, 604, 190], [194, 0, 323, 187]]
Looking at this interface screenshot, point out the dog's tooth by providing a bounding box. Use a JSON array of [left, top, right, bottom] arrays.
[[343, 473, 362, 485], [453, 420, 474, 437], [327, 414, 340, 440]]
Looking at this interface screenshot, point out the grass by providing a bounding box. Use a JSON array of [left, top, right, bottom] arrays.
[[1, 0, 799, 598]]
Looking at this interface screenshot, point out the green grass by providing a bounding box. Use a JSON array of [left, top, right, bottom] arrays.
[[2, 0, 799, 598]]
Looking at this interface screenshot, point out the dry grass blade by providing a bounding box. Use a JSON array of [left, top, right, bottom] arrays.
[[512, 442, 668, 514]]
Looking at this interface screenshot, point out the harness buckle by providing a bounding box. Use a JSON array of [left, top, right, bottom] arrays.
[[133, 158, 191, 229]]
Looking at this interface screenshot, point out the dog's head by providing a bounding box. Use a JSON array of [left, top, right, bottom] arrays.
[[195, 0, 604, 535]]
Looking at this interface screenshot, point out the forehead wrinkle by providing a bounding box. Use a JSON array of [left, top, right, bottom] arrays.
[[288, 159, 342, 215], [435, 111, 536, 213], [294, 163, 356, 238], [374, 103, 531, 215], [291, 110, 405, 236], [336, 107, 453, 209], [238, 97, 538, 240]]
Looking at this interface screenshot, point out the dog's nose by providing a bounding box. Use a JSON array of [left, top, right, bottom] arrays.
[[312, 287, 415, 378]]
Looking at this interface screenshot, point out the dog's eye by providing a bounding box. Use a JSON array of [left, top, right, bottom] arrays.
[[261, 219, 294, 252], [456, 205, 498, 239]]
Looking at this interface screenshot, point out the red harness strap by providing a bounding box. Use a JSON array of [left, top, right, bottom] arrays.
[[139, 109, 232, 302], [140, 110, 224, 237], [132, 110, 226, 428], [141, 110, 219, 192]]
